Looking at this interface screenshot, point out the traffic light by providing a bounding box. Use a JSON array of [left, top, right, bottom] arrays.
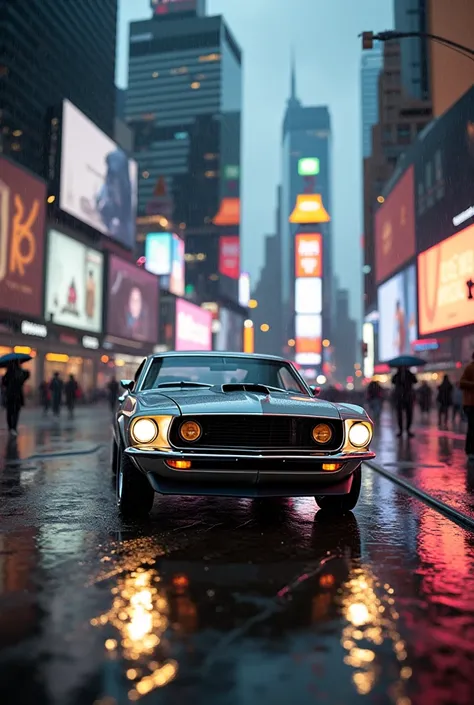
[[362, 32, 374, 50]]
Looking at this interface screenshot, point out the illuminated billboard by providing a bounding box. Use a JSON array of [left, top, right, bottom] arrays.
[[295, 314, 322, 365], [375, 165, 415, 283], [145, 232, 185, 297], [298, 158, 320, 176], [238, 272, 250, 307], [295, 277, 322, 314], [418, 223, 474, 335], [295, 233, 322, 278], [218, 236, 240, 279], [377, 264, 418, 361]]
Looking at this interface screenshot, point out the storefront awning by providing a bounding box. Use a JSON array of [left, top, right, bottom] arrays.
[[289, 194, 330, 224], [213, 198, 240, 226]]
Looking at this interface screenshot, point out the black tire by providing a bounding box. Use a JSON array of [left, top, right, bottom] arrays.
[[315, 466, 362, 514], [111, 438, 118, 475], [116, 449, 155, 517]]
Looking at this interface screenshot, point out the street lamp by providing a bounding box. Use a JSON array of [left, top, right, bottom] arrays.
[[248, 299, 258, 309], [288, 338, 296, 347], [322, 339, 331, 348], [361, 30, 474, 61], [260, 323, 270, 332]]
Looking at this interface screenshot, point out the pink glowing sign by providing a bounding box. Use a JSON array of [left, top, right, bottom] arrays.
[[175, 298, 212, 351]]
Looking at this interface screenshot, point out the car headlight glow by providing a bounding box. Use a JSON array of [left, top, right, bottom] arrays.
[[132, 418, 158, 444], [312, 423, 333, 444], [348, 422, 371, 447], [179, 420, 202, 442]]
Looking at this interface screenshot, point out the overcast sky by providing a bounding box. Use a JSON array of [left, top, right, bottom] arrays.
[[116, 0, 393, 323]]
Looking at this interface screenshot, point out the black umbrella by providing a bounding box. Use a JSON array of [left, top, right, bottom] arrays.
[[387, 355, 427, 368], [0, 352, 33, 368]]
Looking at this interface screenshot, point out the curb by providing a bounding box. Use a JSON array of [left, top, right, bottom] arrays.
[[365, 460, 474, 532]]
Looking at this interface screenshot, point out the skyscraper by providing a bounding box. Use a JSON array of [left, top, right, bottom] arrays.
[[0, 0, 118, 178], [126, 0, 242, 304], [280, 59, 332, 367], [361, 44, 383, 158]]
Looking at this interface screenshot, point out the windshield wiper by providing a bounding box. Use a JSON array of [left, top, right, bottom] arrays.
[[156, 381, 213, 389]]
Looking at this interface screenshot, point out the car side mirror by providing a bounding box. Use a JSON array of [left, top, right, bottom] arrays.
[[310, 385, 321, 397], [120, 379, 134, 391]]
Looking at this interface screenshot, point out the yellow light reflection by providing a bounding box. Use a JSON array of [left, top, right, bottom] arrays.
[[340, 567, 412, 700], [93, 566, 178, 699]]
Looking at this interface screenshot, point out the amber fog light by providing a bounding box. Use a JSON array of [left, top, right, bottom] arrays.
[[179, 421, 202, 442], [312, 423, 333, 444], [322, 463, 341, 472], [166, 460, 192, 470]]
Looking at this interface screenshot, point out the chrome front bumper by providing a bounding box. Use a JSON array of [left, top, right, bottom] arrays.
[[124, 446, 376, 497]]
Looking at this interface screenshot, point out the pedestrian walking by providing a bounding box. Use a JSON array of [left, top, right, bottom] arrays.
[[50, 372, 64, 416], [392, 367, 417, 438], [437, 375, 453, 429], [64, 374, 78, 418], [460, 352, 474, 463], [366, 378, 383, 424], [1, 361, 30, 436], [39, 380, 50, 414], [452, 382, 464, 426], [417, 381, 433, 420], [107, 376, 120, 413]]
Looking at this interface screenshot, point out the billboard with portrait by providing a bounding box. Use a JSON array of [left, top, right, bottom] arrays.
[[175, 299, 212, 351], [418, 224, 474, 335], [45, 230, 104, 333], [107, 256, 158, 343], [375, 166, 416, 283], [415, 86, 474, 252], [295, 277, 322, 314], [215, 308, 244, 352], [0, 157, 46, 317], [60, 100, 138, 249], [295, 233, 322, 278], [377, 264, 418, 361]]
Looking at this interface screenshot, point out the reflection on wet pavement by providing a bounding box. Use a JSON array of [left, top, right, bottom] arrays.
[[0, 410, 474, 704]]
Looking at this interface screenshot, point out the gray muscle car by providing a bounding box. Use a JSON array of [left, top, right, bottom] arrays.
[[112, 352, 375, 518]]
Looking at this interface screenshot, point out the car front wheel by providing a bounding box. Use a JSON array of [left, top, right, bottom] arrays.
[[315, 466, 362, 514], [116, 449, 155, 517]]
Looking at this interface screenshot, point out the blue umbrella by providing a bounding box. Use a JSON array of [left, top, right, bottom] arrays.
[[387, 355, 427, 368], [0, 352, 33, 368]]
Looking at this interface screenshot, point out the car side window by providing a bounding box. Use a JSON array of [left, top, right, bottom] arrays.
[[134, 359, 146, 385], [278, 366, 305, 393]]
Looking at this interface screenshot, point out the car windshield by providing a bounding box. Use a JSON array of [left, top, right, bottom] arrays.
[[141, 355, 309, 395]]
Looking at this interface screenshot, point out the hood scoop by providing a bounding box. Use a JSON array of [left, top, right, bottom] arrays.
[[221, 383, 271, 395]]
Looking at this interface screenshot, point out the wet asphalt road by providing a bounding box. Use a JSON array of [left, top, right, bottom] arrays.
[[1, 407, 474, 705]]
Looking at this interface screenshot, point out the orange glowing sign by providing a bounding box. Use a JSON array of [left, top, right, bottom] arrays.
[[418, 223, 474, 335], [295, 233, 322, 278], [295, 337, 322, 354], [289, 194, 330, 224], [213, 197, 240, 226]]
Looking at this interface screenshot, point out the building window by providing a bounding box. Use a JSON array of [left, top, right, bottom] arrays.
[[204, 170, 217, 178], [190, 81, 201, 90], [199, 53, 221, 62], [204, 153, 218, 160]]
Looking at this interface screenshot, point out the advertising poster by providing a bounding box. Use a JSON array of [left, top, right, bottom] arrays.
[[60, 100, 138, 249], [295, 233, 322, 278], [295, 277, 322, 314], [215, 308, 244, 352], [0, 157, 46, 317], [45, 230, 104, 333], [375, 166, 416, 284], [107, 256, 158, 343], [295, 314, 322, 366], [219, 236, 240, 279], [175, 299, 212, 351], [418, 223, 474, 335], [377, 264, 418, 361], [169, 234, 185, 297], [145, 233, 171, 276]]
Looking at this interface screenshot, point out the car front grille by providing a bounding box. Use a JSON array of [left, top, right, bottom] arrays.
[[169, 415, 343, 452]]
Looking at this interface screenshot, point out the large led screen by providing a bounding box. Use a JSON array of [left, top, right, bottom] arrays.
[[60, 100, 138, 249], [375, 166, 416, 284], [295, 314, 322, 366], [418, 223, 474, 335], [377, 264, 418, 361], [45, 230, 104, 333], [0, 157, 46, 317], [145, 232, 185, 296], [295, 277, 322, 314], [215, 308, 244, 352], [295, 233, 322, 278], [107, 256, 158, 343], [175, 299, 212, 351]]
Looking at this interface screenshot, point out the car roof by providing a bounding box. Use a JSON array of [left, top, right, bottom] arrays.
[[148, 351, 290, 363]]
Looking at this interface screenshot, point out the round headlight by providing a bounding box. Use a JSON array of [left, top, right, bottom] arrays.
[[132, 418, 158, 444], [348, 422, 371, 447], [179, 420, 202, 442], [312, 423, 333, 444]]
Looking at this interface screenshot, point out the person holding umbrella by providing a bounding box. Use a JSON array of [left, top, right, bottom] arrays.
[[388, 355, 425, 438], [0, 353, 31, 436]]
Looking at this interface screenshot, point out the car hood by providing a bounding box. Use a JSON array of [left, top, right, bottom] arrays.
[[137, 387, 341, 419]]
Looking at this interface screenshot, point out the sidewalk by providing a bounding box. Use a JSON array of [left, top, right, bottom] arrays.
[[369, 409, 474, 520]]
